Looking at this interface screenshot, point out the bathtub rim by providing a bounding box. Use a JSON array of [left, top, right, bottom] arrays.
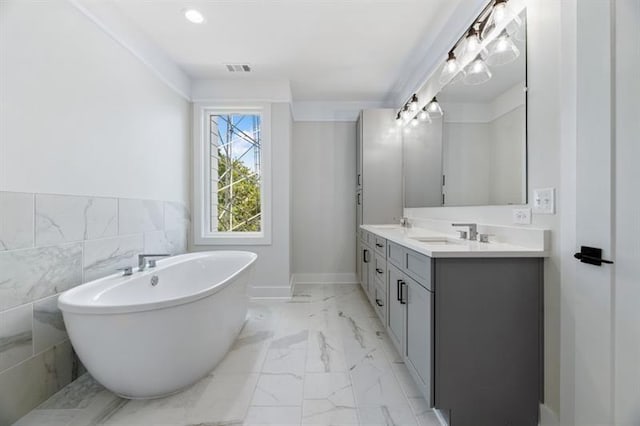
[[58, 251, 256, 315]]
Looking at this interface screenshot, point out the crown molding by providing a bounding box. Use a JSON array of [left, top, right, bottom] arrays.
[[292, 101, 390, 122], [191, 79, 293, 103], [67, 0, 192, 100]]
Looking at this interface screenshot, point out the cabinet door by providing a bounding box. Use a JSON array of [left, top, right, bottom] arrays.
[[387, 264, 405, 355], [406, 275, 433, 403]]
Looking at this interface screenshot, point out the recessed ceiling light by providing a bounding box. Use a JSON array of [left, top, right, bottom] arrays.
[[184, 9, 205, 24]]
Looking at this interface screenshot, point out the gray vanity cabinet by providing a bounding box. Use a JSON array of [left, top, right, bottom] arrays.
[[434, 257, 543, 426]]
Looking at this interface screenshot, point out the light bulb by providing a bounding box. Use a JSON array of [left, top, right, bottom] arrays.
[[493, 3, 507, 25], [418, 109, 431, 123]]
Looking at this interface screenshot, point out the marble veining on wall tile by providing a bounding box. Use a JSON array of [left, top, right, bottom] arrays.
[[83, 235, 144, 282], [164, 201, 190, 231], [0, 191, 34, 251], [36, 194, 117, 246], [0, 303, 33, 371], [118, 199, 164, 235], [0, 193, 190, 425], [33, 295, 67, 354], [0, 243, 83, 311]]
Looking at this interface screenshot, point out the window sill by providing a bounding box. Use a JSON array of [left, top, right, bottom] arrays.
[[193, 232, 271, 246]]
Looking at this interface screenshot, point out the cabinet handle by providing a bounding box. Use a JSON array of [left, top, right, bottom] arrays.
[[375, 298, 384, 307], [363, 249, 370, 263], [376, 268, 383, 274], [400, 281, 407, 305], [376, 243, 383, 248], [357, 193, 361, 205], [397, 279, 402, 302], [357, 174, 362, 186]]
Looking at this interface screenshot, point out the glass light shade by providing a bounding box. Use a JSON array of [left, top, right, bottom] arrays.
[[418, 109, 432, 123], [463, 31, 481, 57], [426, 98, 443, 117], [439, 52, 465, 85], [464, 57, 492, 85], [481, 0, 522, 40], [395, 114, 403, 127], [401, 108, 411, 120], [486, 31, 520, 66], [410, 117, 419, 127]]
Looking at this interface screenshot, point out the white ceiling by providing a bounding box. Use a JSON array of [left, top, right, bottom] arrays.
[[86, 0, 460, 102]]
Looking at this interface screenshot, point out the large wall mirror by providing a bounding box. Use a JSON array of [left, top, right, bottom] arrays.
[[404, 8, 527, 208]]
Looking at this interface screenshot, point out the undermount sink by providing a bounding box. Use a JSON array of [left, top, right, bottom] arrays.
[[410, 236, 462, 245]]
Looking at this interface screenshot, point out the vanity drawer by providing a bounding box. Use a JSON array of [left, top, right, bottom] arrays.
[[387, 241, 405, 268], [374, 236, 387, 256], [373, 280, 386, 323], [405, 249, 432, 290], [374, 253, 386, 283]]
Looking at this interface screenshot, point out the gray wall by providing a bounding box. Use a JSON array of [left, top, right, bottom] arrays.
[[292, 121, 356, 281]]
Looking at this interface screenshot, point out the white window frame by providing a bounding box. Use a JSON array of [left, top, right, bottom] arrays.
[[193, 102, 272, 245]]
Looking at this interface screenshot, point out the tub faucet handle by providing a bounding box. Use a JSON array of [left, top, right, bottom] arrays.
[[117, 266, 133, 276], [138, 253, 171, 271]]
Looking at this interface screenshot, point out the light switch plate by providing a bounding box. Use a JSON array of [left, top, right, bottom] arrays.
[[533, 188, 555, 214], [513, 208, 532, 225]]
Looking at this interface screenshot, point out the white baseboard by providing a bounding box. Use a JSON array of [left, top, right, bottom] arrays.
[[249, 285, 292, 299], [292, 273, 358, 285]]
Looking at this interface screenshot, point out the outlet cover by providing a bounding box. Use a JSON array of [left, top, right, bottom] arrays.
[[533, 188, 555, 214], [513, 208, 532, 225]]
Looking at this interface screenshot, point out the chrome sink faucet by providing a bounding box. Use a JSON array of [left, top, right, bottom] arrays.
[[138, 254, 170, 271], [452, 223, 478, 241]]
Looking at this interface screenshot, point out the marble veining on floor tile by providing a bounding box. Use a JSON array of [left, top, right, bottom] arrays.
[[14, 284, 441, 426]]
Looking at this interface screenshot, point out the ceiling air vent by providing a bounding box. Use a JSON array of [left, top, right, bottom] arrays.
[[225, 64, 251, 73]]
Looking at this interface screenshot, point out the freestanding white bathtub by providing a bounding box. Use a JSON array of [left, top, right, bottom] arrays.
[[58, 251, 257, 399]]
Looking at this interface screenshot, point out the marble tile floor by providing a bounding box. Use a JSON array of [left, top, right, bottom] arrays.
[[14, 284, 441, 426]]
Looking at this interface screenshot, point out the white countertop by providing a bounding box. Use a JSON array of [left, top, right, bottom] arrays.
[[361, 224, 548, 258]]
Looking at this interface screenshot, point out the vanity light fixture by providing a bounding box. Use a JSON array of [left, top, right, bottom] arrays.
[[464, 55, 492, 85], [408, 94, 419, 112], [184, 9, 205, 24], [486, 30, 520, 66], [418, 107, 432, 123], [439, 51, 465, 85], [426, 97, 443, 117]]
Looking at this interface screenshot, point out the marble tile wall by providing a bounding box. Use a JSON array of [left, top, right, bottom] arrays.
[[0, 191, 190, 425]]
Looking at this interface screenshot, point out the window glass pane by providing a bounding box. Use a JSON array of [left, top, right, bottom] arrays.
[[209, 113, 262, 233]]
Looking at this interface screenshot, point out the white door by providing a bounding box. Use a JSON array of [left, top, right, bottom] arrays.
[[561, 1, 640, 424], [613, 0, 640, 424]]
